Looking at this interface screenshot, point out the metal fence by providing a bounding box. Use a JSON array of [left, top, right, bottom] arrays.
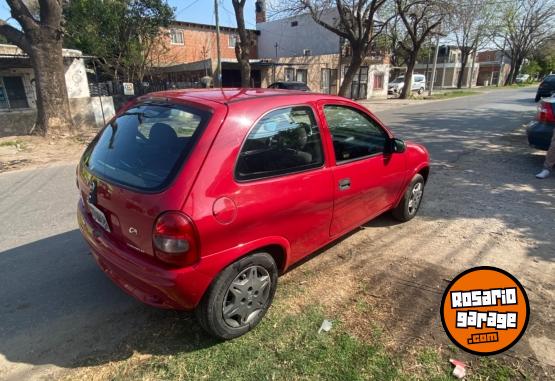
[[88, 80, 202, 97]]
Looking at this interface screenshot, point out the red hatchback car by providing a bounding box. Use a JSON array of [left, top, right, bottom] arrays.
[[77, 89, 429, 339]]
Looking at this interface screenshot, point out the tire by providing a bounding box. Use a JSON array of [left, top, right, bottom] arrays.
[[418, 87, 424, 95], [392, 174, 425, 222], [195, 252, 278, 340]]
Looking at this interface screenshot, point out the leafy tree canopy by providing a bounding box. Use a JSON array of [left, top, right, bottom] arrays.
[[64, 0, 175, 81]]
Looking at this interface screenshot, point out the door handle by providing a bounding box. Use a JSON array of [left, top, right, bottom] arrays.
[[339, 178, 351, 191]]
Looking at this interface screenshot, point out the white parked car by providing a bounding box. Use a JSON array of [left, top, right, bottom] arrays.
[[516, 74, 530, 83], [388, 74, 426, 95]]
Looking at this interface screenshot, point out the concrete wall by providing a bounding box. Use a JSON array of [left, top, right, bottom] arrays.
[[0, 96, 115, 137], [257, 10, 340, 59], [413, 63, 480, 88]]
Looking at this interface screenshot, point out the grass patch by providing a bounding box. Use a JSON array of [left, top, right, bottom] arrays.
[[66, 302, 530, 381], [0, 139, 24, 148], [101, 307, 403, 381], [471, 357, 519, 380], [424, 90, 481, 100]]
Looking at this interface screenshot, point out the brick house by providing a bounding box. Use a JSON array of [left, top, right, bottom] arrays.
[[476, 50, 511, 86], [152, 21, 260, 87]]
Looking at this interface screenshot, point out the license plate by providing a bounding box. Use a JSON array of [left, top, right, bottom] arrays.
[[88, 202, 111, 232]]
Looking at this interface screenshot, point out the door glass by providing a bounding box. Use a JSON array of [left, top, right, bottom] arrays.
[[323, 105, 387, 163], [236, 106, 324, 181]]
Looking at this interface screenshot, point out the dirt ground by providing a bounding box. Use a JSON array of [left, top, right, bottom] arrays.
[[0, 133, 95, 173]]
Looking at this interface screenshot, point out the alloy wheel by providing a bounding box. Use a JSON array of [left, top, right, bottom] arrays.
[[222, 265, 271, 328], [408, 182, 423, 215]]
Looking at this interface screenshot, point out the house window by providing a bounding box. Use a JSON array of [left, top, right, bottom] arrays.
[[296, 69, 308, 84], [170, 29, 184, 45], [291, 21, 298, 27], [229, 34, 238, 48], [285, 68, 295, 82], [321, 68, 338, 94], [373, 73, 384, 90], [0, 76, 29, 109]]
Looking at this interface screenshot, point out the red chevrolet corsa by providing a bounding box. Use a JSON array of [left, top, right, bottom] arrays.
[[77, 89, 429, 339]]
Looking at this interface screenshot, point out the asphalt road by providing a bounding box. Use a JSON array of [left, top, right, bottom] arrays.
[[0, 87, 552, 379]]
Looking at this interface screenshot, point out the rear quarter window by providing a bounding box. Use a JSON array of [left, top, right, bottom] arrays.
[[83, 103, 211, 192]]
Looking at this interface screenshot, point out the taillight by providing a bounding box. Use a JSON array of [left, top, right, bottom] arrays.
[[537, 101, 555, 122], [153, 212, 199, 266]]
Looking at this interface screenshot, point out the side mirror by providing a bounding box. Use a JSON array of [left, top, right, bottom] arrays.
[[386, 138, 406, 154]]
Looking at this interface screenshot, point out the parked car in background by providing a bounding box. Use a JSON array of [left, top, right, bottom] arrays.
[[527, 97, 555, 150], [515, 74, 530, 83], [268, 81, 310, 91], [535, 74, 555, 102], [388, 74, 426, 96], [77, 89, 430, 339]]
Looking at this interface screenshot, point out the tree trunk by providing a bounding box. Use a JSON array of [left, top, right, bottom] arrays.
[[29, 39, 73, 136], [338, 49, 363, 98], [457, 55, 468, 89], [400, 56, 416, 99], [232, 0, 252, 88], [512, 57, 524, 84], [505, 57, 516, 85]]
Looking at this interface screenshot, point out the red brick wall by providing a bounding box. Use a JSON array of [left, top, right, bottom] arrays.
[[154, 24, 258, 66]]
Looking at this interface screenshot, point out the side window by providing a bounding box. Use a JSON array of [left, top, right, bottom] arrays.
[[323, 105, 388, 163], [236, 106, 324, 181]]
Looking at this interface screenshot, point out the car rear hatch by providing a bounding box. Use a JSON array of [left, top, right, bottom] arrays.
[[78, 100, 216, 257]]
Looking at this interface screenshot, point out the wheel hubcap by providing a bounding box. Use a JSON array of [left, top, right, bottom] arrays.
[[223, 266, 271, 328], [407, 182, 423, 215]]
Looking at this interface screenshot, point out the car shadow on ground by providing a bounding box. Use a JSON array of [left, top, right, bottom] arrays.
[[0, 230, 220, 372]]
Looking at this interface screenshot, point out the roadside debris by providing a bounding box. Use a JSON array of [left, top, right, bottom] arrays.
[[449, 359, 467, 379], [318, 319, 333, 334]]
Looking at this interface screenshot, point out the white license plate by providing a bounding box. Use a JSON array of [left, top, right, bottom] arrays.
[[88, 202, 111, 232]]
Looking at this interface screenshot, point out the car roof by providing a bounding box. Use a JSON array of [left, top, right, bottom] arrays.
[[144, 88, 337, 105]]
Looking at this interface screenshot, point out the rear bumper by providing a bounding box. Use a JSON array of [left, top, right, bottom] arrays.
[[77, 200, 213, 310], [526, 121, 554, 151]]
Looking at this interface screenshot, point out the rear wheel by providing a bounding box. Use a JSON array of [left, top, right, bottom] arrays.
[[418, 87, 424, 95], [195, 252, 278, 339], [392, 174, 425, 222]]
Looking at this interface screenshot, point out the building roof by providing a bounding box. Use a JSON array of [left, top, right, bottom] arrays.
[[170, 20, 258, 34]]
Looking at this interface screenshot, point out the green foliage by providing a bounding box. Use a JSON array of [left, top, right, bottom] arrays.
[[64, 0, 174, 81]]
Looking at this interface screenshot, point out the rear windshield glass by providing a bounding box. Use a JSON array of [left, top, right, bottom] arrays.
[[84, 102, 211, 191]]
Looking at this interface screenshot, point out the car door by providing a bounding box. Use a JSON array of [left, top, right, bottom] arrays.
[[318, 101, 407, 237]]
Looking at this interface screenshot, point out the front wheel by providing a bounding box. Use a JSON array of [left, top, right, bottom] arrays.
[[392, 174, 425, 222], [195, 252, 278, 339], [418, 87, 424, 95]]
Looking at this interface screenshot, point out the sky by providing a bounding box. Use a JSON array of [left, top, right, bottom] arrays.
[[0, 0, 258, 29]]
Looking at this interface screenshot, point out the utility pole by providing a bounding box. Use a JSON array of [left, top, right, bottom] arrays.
[[214, 0, 222, 87], [428, 35, 440, 96]]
